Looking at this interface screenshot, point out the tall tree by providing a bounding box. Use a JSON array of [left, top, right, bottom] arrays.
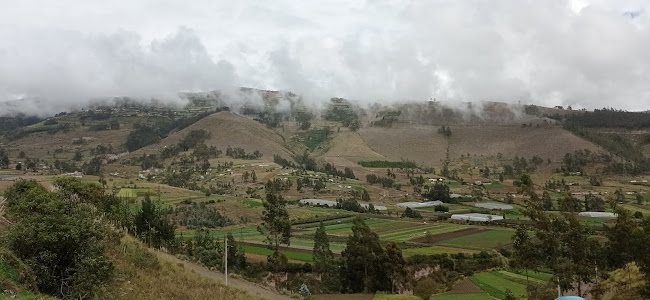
[[259, 192, 291, 266], [383, 242, 408, 293], [134, 194, 176, 249], [512, 226, 539, 285], [313, 221, 335, 274], [340, 216, 387, 293]]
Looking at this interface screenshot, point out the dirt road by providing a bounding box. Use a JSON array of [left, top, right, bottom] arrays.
[[157, 251, 294, 300]]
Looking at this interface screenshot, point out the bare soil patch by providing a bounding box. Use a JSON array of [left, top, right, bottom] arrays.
[[445, 277, 484, 294], [411, 227, 490, 244]]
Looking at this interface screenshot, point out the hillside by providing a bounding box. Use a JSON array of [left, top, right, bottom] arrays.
[[359, 123, 602, 168], [139, 112, 295, 160]]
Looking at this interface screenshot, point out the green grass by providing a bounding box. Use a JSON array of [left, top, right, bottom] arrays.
[[401, 246, 479, 257], [434, 293, 494, 300], [243, 199, 263, 207], [469, 272, 527, 299], [372, 293, 420, 300], [302, 129, 331, 151], [510, 269, 553, 281], [241, 245, 313, 262], [436, 230, 514, 250]]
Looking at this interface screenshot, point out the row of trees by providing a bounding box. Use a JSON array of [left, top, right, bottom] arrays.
[[512, 173, 650, 298]]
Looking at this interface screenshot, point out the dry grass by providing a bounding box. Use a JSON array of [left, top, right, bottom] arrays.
[[104, 236, 268, 300], [135, 112, 296, 160], [360, 124, 602, 168]]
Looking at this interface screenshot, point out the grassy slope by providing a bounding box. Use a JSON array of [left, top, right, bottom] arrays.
[[103, 236, 267, 300], [360, 124, 602, 167], [138, 112, 295, 160]]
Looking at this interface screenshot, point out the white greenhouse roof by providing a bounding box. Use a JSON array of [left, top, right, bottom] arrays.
[[298, 199, 387, 210], [299, 199, 337, 207], [396, 201, 443, 208], [578, 211, 617, 218], [450, 213, 504, 222], [475, 202, 513, 210], [362, 203, 387, 211]]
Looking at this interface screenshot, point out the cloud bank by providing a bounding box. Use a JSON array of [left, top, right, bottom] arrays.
[[1, 0, 649, 115]]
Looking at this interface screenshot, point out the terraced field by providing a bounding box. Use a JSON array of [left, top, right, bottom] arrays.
[[469, 271, 528, 299], [436, 229, 514, 250]]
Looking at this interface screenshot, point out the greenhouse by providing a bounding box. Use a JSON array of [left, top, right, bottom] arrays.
[[450, 213, 504, 222], [362, 204, 387, 211], [299, 199, 337, 207], [578, 211, 617, 218], [475, 202, 513, 210], [396, 201, 443, 208]]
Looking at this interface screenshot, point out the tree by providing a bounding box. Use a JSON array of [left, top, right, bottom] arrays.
[[313, 221, 335, 274], [73, 150, 84, 161], [4, 180, 114, 299], [504, 289, 517, 300], [226, 233, 247, 270], [15, 162, 22, 170], [134, 194, 176, 249], [340, 216, 386, 293], [584, 193, 606, 211], [512, 226, 539, 285], [542, 191, 554, 211], [600, 262, 646, 300], [251, 170, 257, 182], [424, 183, 450, 202], [362, 189, 370, 201], [0, 148, 9, 168], [259, 192, 291, 265], [383, 242, 408, 293], [401, 207, 422, 219], [413, 278, 439, 300]]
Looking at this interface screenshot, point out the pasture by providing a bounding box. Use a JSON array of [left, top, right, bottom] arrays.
[[469, 271, 528, 299], [436, 229, 514, 250]]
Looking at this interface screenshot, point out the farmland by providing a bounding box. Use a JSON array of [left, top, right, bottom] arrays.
[[469, 271, 529, 299]]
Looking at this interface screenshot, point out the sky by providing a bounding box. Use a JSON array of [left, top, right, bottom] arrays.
[[0, 0, 649, 115]]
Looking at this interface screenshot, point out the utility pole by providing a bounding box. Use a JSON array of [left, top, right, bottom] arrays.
[[224, 235, 228, 286]]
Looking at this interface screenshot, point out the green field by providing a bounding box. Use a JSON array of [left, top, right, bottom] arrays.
[[241, 245, 313, 262], [436, 230, 514, 250], [402, 246, 479, 257], [372, 293, 420, 300], [243, 199, 263, 207], [469, 271, 527, 299], [434, 293, 494, 300]]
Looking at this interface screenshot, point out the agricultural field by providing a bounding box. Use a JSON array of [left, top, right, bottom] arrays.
[[436, 229, 515, 250], [434, 294, 495, 300], [469, 271, 529, 299]]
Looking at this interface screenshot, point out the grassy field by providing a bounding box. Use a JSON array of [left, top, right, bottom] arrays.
[[241, 245, 313, 262], [436, 229, 514, 250], [372, 293, 421, 300], [469, 271, 527, 299], [401, 246, 480, 257], [434, 293, 495, 300]]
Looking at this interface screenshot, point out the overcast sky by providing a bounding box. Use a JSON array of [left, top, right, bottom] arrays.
[[1, 0, 649, 114]]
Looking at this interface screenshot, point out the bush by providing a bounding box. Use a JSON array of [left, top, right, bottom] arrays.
[[414, 277, 445, 300]]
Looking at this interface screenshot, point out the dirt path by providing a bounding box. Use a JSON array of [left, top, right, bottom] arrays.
[[410, 227, 490, 244], [156, 251, 294, 300]]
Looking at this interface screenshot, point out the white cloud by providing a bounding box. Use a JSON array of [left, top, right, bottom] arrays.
[[0, 0, 649, 115]]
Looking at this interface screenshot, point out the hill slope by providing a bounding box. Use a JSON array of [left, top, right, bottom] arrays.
[[143, 112, 295, 159], [359, 124, 602, 167]]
